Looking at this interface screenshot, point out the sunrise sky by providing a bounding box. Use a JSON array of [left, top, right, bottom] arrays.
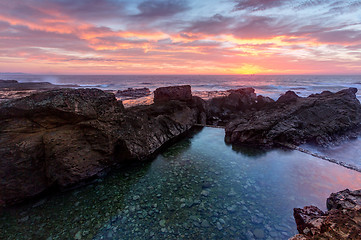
[[1, 0, 361, 75]]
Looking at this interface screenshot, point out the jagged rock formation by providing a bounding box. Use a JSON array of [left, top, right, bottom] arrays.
[[206, 87, 274, 125], [225, 88, 361, 147], [290, 189, 361, 240], [0, 86, 206, 206]]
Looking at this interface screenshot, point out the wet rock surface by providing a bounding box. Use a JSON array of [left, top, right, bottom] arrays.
[[225, 88, 361, 147], [0, 87, 206, 206], [291, 189, 361, 240]]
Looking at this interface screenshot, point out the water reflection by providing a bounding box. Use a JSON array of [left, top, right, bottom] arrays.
[[1, 127, 360, 240]]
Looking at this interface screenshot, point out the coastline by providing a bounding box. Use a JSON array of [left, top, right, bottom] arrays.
[[0, 81, 360, 239]]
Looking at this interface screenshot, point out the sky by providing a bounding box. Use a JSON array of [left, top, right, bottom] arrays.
[[0, 0, 361, 75]]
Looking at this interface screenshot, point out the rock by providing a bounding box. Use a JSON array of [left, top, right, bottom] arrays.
[[0, 87, 207, 206], [154, 85, 192, 103], [206, 88, 274, 125], [290, 189, 361, 240], [255, 95, 275, 109], [227, 205, 237, 213], [115, 88, 151, 99], [201, 190, 209, 197], [276, 90, 300, 103], [216, 222, 223, 230], [293, 206, 325, 234], [326, 188, 361, 210], [0, 79, 78, 91], [133, 195, 140, 201], [74, 231, 82, 240], [159, 219, 166, 227], [228, 188, 236, 196], [201, 219, 210, 228], [225, 88, 361, 146], [201, 181, 212, 189], [253, 228, 264, 239]]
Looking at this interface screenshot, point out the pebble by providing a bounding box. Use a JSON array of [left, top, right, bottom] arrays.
[[216, 222, 223, 230], [74, 231, 82, 240], [201, 219, 210, 228], [251, 215, 263, 224], [159, 219, 166, 227], [228, 188, 237, 196], [227, 205, 237, 213], [201, 190, 209, 196], [253, 229, 265, 239], [133, 195, 140, 201]]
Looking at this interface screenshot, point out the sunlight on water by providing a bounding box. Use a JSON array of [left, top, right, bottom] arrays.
[[1, 127, 360, 240]]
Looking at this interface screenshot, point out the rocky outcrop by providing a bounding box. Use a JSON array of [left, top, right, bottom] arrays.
[[0, 79, 79, 101], [0, 79, 78, 91], [206, 87, 274, 125], [154, 85, 192, 103], [290, 189, 361, 240], [0, 87, 206, 207], [225, 88, 361, 147]]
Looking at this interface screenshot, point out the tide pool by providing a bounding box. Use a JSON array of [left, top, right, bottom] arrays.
[[1, 127, 360, 240]]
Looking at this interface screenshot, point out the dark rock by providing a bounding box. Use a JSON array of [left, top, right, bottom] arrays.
[[0, 79, 78, 91], [293, 206, 325, 234], [115, 88, 151, 99], [290, 189, 361, 240], [225, 88, 361, 146], [154, 85, 192, 103], [276, 90, 300, 103], [207, 88, 261, 125], [255, 95, 275, 109], [0, 87, 206, 206], [326, 188, 361, 210]]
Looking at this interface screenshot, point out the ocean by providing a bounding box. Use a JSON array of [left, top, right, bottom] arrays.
[[1, 74, 361, 100]]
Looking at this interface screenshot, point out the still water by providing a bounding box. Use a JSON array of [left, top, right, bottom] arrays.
[[1, 127, 360, 240]]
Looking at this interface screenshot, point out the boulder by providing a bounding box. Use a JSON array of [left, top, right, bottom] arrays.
[[0, 87, 206, 206], [290, 189, 361, 240], [326, 189, 361, 210], [154, 85, 192, 103], [276, 90, 300, 103], [225, 88, 361, 146]]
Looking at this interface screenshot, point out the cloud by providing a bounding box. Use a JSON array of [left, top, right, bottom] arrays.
[[44, 0, 125, 21], [233, 0, 284, 11], [1, 0, 361, 74], [0, 22, 90, 52], [134, 0, 189, 19], [232, 16, 280, 38], [183, 14, 233, 35], [314, 30, 361, 44]]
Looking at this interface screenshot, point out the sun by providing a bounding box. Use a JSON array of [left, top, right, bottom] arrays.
[[232, 64, 269, 74]]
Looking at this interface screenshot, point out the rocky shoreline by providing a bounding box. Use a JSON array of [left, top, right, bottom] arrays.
[[1, 81, 361, 238], [290, 189, 361, 240]]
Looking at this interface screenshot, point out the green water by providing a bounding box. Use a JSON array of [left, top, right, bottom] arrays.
[[1, 127, 361, 240]]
